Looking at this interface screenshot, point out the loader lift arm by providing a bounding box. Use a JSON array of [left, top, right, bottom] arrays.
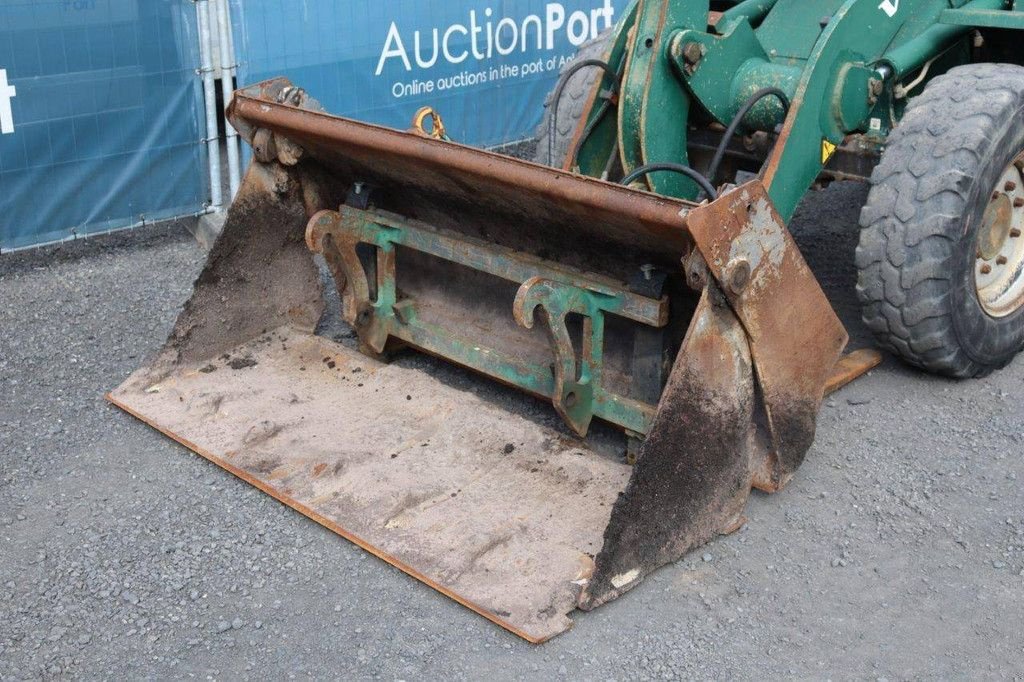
[[575, 0, 1009, 219]]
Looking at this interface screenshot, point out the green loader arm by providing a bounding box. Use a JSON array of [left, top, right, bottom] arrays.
[[574, 0, 1012, 220]]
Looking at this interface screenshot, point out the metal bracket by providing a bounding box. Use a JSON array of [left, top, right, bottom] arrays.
[[628, 265, 671, 409], [306, 204, 668, 437], [513, 277, 614, 437], [306, 209, 397, 355]]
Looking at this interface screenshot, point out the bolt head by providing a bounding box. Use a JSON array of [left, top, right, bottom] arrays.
[[681, 42, 704, 66], [726, 259, 752, 294]]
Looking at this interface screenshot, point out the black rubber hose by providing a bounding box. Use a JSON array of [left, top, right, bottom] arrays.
[[568, 99, 612, 170], [548, 59, 620, 166], [706, 87, 791, 188], [620, 163, 718, 201], [567, 60, 627, 171]]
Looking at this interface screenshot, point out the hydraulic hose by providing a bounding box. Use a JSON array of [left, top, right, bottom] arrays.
[[620, 163, 718, 201], [706, 87, 790, 189], [568, 99, 612, 170]]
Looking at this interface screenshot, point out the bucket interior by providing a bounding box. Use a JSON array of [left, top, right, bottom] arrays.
[[110, 327, 635, 642]]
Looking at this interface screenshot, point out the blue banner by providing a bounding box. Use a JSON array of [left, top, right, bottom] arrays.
[[0, 0, 207, 251], [231, 0, 630, 148]]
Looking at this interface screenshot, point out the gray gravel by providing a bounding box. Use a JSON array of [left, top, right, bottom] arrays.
[[2, 180, 1023, 679]]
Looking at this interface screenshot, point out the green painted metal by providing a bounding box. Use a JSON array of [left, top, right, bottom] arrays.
[[884, 0, 1006, 76], [730, 59, 802, 128], [668, 21, 769, 125], [715, 0, 781, 35], [564, 0, 1024, 217], [668, 20, 797, 130], [755, 0, 848, 61], [311, 207, 664, 437], [940, 7, 1024, 29], [617, 0, 707, 197], [574, 0, 638, 176], [752, 0, 1012, 220], [760, 0, 910, 220]]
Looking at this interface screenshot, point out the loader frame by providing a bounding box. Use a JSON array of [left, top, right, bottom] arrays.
[[574, 0, 1024, 217], [109, 0, 1024, 642]]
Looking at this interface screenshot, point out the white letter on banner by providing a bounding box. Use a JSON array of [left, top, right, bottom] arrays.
[[443, 24, 469, 64], [375, 22, 412, 76], [495, 18, 518, 56], [521, 15, 543, 50], [545, 3, 565, 50], [414, 29, 439, 69], [567, 10, 589, 46], [0, 69, 16, 135], [601, 0, 616, 30], [470, 10, 486, 60]]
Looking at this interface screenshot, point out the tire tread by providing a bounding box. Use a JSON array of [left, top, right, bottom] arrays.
[[857, 63, 1024, 377]]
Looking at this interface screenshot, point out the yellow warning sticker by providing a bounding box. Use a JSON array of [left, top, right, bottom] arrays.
[[821, 139, 837, 165]]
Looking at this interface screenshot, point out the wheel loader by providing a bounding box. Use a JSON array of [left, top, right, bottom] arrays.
[[110, 0, 1024, 641]]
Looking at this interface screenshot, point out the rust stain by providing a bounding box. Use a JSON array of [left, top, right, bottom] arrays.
[[825, 349, 883, 395], [227, 78, 698, 259], [686, 180, 848, 484]]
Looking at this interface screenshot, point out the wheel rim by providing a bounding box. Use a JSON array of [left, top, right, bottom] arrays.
[[975, 153, 1024, 318]]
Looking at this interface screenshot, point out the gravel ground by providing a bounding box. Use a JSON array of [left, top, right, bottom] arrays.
[[2, 179, 1023, 680]]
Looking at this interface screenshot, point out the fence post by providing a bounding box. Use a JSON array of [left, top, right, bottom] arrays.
[[215, 0, 241, 199], [195, 0, 223, 209]]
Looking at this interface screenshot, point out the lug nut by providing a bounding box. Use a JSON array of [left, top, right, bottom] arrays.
[[1006, 181, 1018, 192], [1015, 198, 1024, 208], [997, 256, 1008, 265], [981, 263, 993, 275], [1011, 228, 1022, 238]]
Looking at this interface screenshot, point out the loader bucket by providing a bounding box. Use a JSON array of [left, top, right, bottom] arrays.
[[109, 79, 878, 642]]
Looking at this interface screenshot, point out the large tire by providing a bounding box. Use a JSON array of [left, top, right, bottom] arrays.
[[856, 64, 1024, 378], [534, 32, 613, 168]]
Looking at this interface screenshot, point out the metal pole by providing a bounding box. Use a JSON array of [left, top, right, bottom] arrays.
[[215, 0, 241, 198], [196, 0, 223, 209]]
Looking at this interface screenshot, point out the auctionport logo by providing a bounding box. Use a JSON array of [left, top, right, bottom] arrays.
[[376, 1, 617, 97]]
